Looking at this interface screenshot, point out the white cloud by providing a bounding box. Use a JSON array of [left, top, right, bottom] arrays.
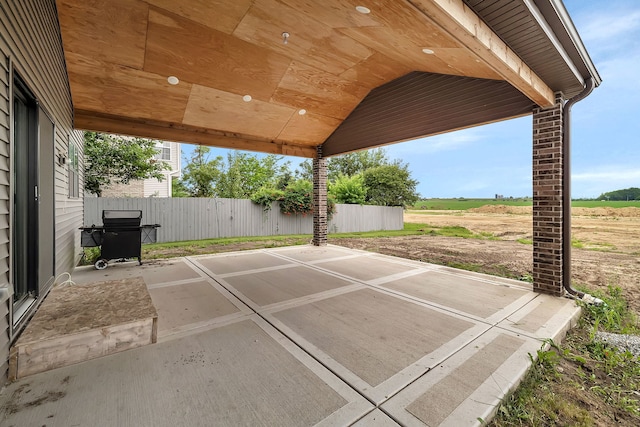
[[572, 166, 640, 197], [458, 180, 489, 192], [572, 167, 640, 182], [597, 54, 640, 91], [580, 10, 640, 43], [388, 129, 484, 155]]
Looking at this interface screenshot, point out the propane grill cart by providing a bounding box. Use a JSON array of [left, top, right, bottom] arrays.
[[80, 210, 160, 270]]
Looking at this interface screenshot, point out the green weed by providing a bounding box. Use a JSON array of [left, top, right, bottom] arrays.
[[134, 223, 495, 261], [491, 286, 640, 426]]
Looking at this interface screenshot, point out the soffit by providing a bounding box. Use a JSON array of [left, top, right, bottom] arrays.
[[323, 71, 536, 156], [56, 0, 563, 157], [464, 0, 587, 98]]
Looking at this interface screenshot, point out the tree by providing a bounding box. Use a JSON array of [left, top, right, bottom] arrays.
[[84, 132, 171, 196], [327, 148, 389, 181], [180, 149, 291, 198], [171, 176, 190, 197], [597, 187, 640, 201], [295, 159, 313, 181], [180, 146, 222, 197], [215, 152, 289, 198], [329, 174, 367, 204], [362, 163, 419, 207]]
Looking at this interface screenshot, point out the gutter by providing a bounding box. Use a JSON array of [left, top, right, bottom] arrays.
[[523, 0, 584, 87], [544, 0, 603, 86], [562, 77, 602, 304]]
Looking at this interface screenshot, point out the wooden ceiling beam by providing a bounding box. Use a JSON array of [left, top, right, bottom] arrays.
[[408, 0, 556, 107], [74, 110, 317, 158]]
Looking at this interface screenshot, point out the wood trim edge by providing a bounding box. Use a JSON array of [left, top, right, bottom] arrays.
[[74, 110, 317, 158], [408, 0, 555, 107]]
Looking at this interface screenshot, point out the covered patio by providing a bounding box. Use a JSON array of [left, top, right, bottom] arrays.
[[54, 0, 601, 297], [0, 0, 600, 421], [0, 246, 579, 426]]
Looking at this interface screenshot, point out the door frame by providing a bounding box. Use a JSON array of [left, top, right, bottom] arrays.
[[10, 71, 56, 331]]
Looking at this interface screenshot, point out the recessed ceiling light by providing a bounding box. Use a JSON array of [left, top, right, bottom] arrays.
[[167, 76, 179, 85], [242, 95, 252, 102], [355, 6, 370, 14], [298, 109, 307, 115], [421, 48, 434, 55]]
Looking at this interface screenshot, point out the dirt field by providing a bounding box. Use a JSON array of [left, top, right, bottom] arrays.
[[335, 206, 640, 312]]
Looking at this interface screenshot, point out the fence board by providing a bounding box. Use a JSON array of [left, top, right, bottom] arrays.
[[84, 198, 403, 243]]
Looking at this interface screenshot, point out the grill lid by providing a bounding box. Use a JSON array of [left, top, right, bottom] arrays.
[[102, 210, 142, 228], [102, 210, 142, 220]]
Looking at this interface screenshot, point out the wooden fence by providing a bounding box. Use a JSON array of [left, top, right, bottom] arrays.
[[84, 198, 403, 243]]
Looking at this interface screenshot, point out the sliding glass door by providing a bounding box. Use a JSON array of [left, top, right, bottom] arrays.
[[12, 76, 55, 318], [12, 80, 37, 309]]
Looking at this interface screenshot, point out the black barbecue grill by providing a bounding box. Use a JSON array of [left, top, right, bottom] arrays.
[[80, 210, 160, 270]]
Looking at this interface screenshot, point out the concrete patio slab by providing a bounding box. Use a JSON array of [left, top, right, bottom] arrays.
[[193, 251, 293, 275], [352, 409, 401, 426], [148, 280, 241, 333], [497, 293, 581, 341], [271, 245, 359, 262], [269, 288, 490, 403], [381, 328, 542, 427], [1, 245, 581, 426], [379, 270, 536, 322], [314, 255, 420, 281], [222, 265, 354, 307]]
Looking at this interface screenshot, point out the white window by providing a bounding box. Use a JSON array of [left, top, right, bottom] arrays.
[[154, 141, 171, 161]]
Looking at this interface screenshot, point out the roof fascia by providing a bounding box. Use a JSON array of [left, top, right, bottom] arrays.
[[534, 0, 602, 86]]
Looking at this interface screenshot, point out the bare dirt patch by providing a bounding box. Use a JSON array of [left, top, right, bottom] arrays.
[[405, 208, 640, 255]]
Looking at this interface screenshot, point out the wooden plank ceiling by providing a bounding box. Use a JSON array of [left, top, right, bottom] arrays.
[[56, 0, 555, 157]]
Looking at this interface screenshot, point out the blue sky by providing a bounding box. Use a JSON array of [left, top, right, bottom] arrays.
[[182, 0, 639, 199]]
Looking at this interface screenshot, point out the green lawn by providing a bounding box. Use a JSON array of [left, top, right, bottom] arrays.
[[413, 198, 640, 210], [572, 200, 640, 208]]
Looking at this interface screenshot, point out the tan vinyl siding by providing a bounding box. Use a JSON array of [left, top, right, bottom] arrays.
[[143, 175, 171, 198], [0, 0, 83, 275], [1, 0, 84, 378], [0, 44, 10, 290], [0, 42, 10, 381]]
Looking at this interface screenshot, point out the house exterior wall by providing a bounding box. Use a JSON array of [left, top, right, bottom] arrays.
[[144, 141, 180, 198], [0, 0, 84, 380], [101, 180, 145, 198], [101, 141, 181, 198]]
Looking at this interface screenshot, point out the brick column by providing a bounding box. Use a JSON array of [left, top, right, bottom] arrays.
[[532, 93, 566, 296], [312, 146, 327, 246]]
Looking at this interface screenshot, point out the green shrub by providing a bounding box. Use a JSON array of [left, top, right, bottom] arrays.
[[251, 187, 284, 213], [279, 180, 313, 216], [252, 180, 335, 220], [329, 174, 366, 204]]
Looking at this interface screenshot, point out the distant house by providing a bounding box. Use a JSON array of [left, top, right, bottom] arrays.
[[101, 141, 182, 198]]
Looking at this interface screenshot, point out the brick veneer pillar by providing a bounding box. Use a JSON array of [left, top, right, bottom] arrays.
[[532, 93, 566, 296], [312, 146, 328, 246]]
